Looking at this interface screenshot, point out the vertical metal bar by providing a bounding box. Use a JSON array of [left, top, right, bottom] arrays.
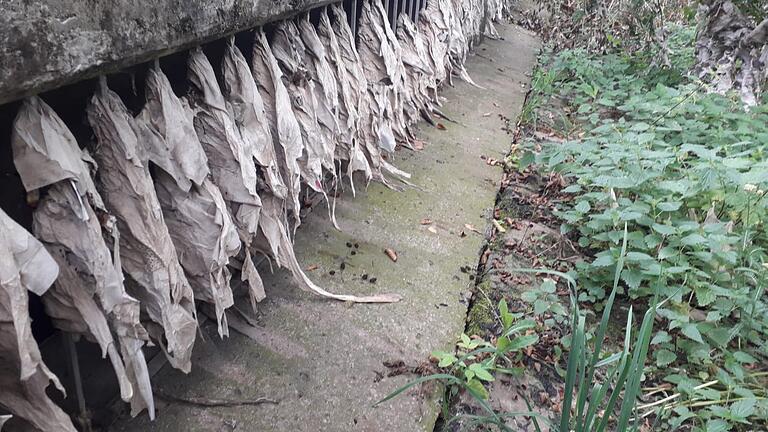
[[392, 0, 400, 30], [409, 0, 416, 22], [351, 0, 358, 38], [405, 0, 411, 22], [66, 335, 88, 423]]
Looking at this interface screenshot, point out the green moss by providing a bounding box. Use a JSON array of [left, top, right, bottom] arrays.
[[464, 280, 495, 337]]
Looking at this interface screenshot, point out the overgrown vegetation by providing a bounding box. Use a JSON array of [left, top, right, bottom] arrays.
[[380, 3, 768, 432], [518, 23, 768, 431]]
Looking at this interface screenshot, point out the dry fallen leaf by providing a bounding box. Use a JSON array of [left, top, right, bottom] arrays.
[[413, 139, 426, 150], [428, 226, 438, 234], [384, 248, 398, 262], [306, 264, 319, 272], [464, 224, 482, 235], [492, 219, 506, 233], [436, 123, 446, 130], [420, 218, 433, 225], [482, 112, 492, 117]]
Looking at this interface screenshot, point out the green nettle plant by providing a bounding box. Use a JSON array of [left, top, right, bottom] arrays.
[[375, 240, 663, 431], [374, 302, 540, 429], [522, 35, 768, 430]]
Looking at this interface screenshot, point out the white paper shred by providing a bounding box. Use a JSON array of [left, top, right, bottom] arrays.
[[187, 47, 267, 309], [358, 0, 407, 147], [221, 40, 288, 200], [138, 63, 242, 337], [329, 3, 384, 182], [317, 6, 372, 189], [88, 78, 197, 373], [252, 30, 304, 231], [12, 96, 154, 418], [0, 209, 75, 432], [249, 24, 402, 304], [271, 20, 330, 192], [397, 13, 438, 120]]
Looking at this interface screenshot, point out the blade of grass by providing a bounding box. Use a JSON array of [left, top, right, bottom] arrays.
[[560, 311, 585, 432], [576, 223, 629, 431], [373, 374, 460, 407]]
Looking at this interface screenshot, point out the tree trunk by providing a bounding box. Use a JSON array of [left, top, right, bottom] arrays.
[[695, 0, 768, 105]]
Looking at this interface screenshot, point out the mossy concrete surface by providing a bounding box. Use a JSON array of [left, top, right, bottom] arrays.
[[112, 23, 539, 432]]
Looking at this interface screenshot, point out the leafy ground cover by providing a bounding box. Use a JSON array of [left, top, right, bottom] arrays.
[[378, 9, 768, 432], [516, 24, 768, 431]]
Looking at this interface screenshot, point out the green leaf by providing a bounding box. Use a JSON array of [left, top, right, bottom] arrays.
[[651, 331, 671, 345], [465, 378, 490, 400], [505, 334, 539, 352], [730, 398, 756, 419], [592, 254, 616, 267], [433, 351, 457, 368], [655, 349, 677, 367], [533, 299, 549, 315], [540, 279, 557, 293], [621, 269, 643, 289], [575, 201, 591, 213], [681, 233, 708, 246], [658, 246, 678, 260], [705, 419, 729, 432], [469, 363, 495, 382], [461, 334, 471, 346], [681, 323, 704, 344], [626, 251, 655, 262], [733, 351, 757, 364], [657, 201, 683, 212], [652, 223, 677, 236]]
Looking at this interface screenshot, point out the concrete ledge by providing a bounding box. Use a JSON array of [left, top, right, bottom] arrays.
[[0, 0, 334, 105]]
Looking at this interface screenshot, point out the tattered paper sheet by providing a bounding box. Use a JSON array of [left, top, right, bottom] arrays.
[[12, 96, 154, 418], [222, 40, 288, 200], [187, 47, 267, 308], [88, 79, 197, 373], [398, 13, 439, 118], [329, 3, 389, 183], [271, 20, 331, 192], [358, 0, 410, 147], [298, 14, 340, 175], [139, 63, 241, 337], [252, 30, 304, 231], [248, 21, 402, 304], [0, 209, 75, 432], [317, 6, 373, 188], [270, 22, 339, 228]]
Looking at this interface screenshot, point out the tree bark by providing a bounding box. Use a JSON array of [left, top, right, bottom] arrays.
[[695, 0, 768, 105]]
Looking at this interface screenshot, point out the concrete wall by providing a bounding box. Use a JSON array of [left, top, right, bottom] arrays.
[[0, 0, 334, 105]]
